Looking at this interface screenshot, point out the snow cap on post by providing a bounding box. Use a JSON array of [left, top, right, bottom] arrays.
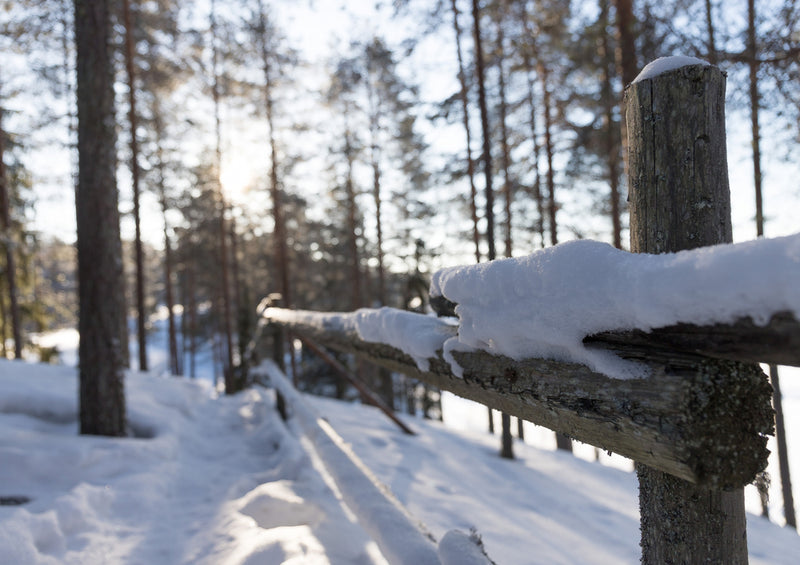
[[632, 56, 710, 84]]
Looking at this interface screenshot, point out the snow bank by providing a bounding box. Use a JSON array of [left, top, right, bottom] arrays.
[[632, 55, 710, 83], [431, 235, 800, 378]]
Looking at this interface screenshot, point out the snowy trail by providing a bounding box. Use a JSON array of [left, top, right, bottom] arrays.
[[0, 362, 385, 564]]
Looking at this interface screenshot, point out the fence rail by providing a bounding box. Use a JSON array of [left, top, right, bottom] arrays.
[[260, 305, 780, 489], [255, 61, 797, 564]]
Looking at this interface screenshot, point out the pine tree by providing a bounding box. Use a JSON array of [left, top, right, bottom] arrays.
[[0, 105, 22, 359], [122, 0, 148, 371], [73, 0, 127, 436]]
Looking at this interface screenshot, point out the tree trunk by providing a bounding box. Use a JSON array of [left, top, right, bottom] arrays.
[[705, 0, 718, 64], [494, 1, 515, 458], [0, 275, 7, 357], [163, 217, 180, 376], [627, 62, 750, 564], [367, 79, 386, 306], [747, 0, 795, 527], [187, 262, 197, 379], [746, 0, 771, 520], [517, 5, 546, 249], [770, 365, 797, 528], [210, 0, 234, 390], [539, 60, 572, 453], [473, 0, 507, 446], [153, 107, 180, 376], [256, 2, 291, 309], [74, 0, 127, 436], [613, 0, 637, 87], [613, 0, 637, 218], [122, 0, 147, 372], [450, 0, 481, 263], [0, 102, 22, 359], [748, 0, 764, 239], [344, 111, 361, 311], [599, 1, 623, 249], [471, 0, 495, 263], [539, 63, 557, 247], [496, 13, 513, 259]]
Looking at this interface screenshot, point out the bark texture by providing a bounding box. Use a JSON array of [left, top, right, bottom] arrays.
[[626, 63, 766, 565], [74, 0, 127, 436], [0, 102, 22, 359], [627, 64, 732, 254], [122, 0, 147, 372], [586, 311, 800, 367]]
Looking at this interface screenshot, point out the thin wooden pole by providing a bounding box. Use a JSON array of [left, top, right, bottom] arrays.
[[299, 336, 415, 436], [626, 62, 756, 564]]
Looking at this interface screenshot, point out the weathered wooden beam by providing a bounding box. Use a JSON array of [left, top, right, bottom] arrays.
[[585, 310, 800, 367], [626, 61, 760, 565], [262, 307, 772, 490]]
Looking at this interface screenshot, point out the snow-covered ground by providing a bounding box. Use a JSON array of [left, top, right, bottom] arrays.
[[6, 238, 800, 565], [1, 352, 800, 563]]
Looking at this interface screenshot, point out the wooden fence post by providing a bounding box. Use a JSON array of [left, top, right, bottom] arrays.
[[267, 293, 286, 372], [626, 62, 762, 563]]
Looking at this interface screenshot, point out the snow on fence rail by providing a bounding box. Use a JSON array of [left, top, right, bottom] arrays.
[[255, 59, 800, 564]]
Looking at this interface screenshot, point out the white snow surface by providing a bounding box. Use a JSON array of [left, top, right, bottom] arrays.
[[353, 308, 456, 371], [1, 359, 800, 564], [254, 361, 447, 565], [430, 235, 800, 378], [266, 306, 455, 372], [632, 55, 711, 83]]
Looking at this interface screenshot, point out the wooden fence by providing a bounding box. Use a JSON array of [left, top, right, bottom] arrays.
[[257, 63, 800, 564]]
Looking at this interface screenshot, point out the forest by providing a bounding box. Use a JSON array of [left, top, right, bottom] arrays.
[[1, 0, 800, 418]]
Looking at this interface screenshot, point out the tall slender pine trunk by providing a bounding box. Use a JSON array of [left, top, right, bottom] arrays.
[[496, 15, 513, 258], [367, 78, 386, 306], [747, 0, 796, 528], [74, 0, 127, 436], [704, 0, 718, 64], [540, 63, 558, 247], [344, 111, 361, 311], [450, 0, 481, 264], [473, 0, 513, 459], [210, 0, 234, 390], [0, 100, 22, 359], [122, 0, 147, 371], [518, 5, 545, 248], [152, 106, 180, 376], [599, 1, 622, 249]]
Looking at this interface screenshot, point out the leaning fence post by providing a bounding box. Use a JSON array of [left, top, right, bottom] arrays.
[[626, 61, 759, 564], [267, 293, 286, 372]]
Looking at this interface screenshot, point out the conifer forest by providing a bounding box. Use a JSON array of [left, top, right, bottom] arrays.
[[2, 0, 800, 425]]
